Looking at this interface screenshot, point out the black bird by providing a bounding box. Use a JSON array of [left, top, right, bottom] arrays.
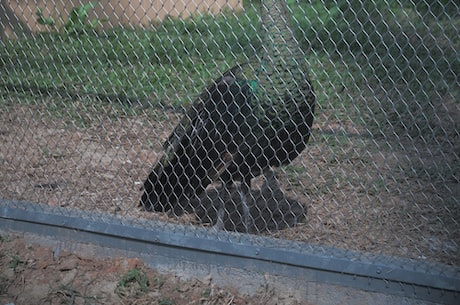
[[140, 0, 316, 230]]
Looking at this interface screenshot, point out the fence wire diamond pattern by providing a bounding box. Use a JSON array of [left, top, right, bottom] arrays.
[[1, 0, 458, 270]]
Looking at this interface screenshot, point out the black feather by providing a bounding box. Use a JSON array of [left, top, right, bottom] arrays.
[[140, 0, 316, 227]]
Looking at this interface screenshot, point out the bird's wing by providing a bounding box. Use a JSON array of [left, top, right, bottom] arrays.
[[160, 64, 246, 165]]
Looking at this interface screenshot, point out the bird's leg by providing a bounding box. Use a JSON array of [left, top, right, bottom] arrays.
[[215, 183, 231, 230], [262, 169, 278, 192], [238, 176, 253, 233], [213, 178, 232, 230], [214, 198, 225, 230]]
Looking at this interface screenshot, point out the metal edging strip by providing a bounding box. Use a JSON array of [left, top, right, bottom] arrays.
[[1, 200, 459, 304]]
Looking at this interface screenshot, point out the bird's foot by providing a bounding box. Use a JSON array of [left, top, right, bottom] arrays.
[[262, 169, 280, 192]]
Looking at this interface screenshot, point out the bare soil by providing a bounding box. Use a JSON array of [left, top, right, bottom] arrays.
[[0, 233, 308, 305]]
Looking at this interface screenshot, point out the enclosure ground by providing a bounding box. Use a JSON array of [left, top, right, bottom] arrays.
[[1, 233, 314, 305], [1, 1, 459, 304], [1, 98, 458, 266]]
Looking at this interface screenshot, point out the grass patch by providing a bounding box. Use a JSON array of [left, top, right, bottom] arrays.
[[9, 255, 27, 271], [0, 2, 263, 109], [117, 268, 150, 295], [0, 276, 9, 294], [47, 284, 101, 305], [1, 0, 457, 139], [296, 0, 458, 140], [339, 1, 459, 139], [158, 299, 176, 305]]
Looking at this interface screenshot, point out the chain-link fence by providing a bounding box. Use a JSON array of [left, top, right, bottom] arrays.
[[1, 0, 458, 274]]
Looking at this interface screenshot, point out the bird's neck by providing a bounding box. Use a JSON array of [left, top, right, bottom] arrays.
[[250, 0, 308, 125], [258, 0, 305, 83], [260, 0, 292, 48], [251, 0, 306, 114]]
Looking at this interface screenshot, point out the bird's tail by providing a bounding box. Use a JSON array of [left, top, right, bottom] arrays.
[[139, 155, 208, 215]]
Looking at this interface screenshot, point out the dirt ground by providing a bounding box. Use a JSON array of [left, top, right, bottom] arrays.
[[0, 95, 459, 268], [0, 233, 310, 305]]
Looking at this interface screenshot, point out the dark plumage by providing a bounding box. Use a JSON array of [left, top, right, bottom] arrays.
[[140, 0, 315, 230]]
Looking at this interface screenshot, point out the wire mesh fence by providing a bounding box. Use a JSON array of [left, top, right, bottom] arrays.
[[1, 0, 458, 272]]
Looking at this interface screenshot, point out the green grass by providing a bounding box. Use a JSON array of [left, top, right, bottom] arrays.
[[295, 0, 459, 139], [158, 299, 176, 305], [48, 284, 101, 305], [0, 3, 262, 108], [118, 268, 150, 293], [0, 0, 458, 139], [8, 255, 27, 271], [334, 1, 459, 139]]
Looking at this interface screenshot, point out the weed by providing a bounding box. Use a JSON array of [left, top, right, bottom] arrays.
[[151, 276, 165, 289], [0, 276, 10, 294], [64, 2, 101, 35], [41, 148, 64, 159], [9, 255, 27, 271], [118, 268, 150, 293], [36, 8, 56, 28], [201, 287, 212, 298], [158, 298, 175, 305], [36, 1, 106, 36], [47, 284, 101, 305]]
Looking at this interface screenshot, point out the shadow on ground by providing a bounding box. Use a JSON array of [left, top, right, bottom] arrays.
[[192, 174, 307, 233]]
